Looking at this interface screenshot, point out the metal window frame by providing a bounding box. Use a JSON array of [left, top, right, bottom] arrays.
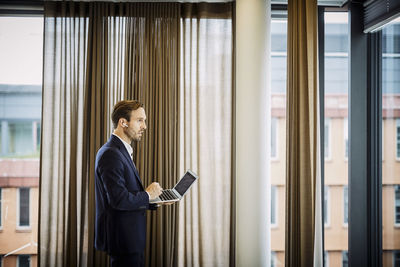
[[349, 2, 382, 266]]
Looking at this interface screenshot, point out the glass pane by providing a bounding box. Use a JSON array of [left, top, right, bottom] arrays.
[[271, 185, 277, 226], [394, 251, 400, 267], [270, 17, 287, 267], [342, 251, 348, 267], [0, 188, 2, 227], [0, 17, 42, 266], [382, 19, 400, 267], [324, 186, 329, 226], [324, 12, 349, 266], [18, 255, 30, 267], [343, 185, 348, 225], [19, 188, 30, 227]]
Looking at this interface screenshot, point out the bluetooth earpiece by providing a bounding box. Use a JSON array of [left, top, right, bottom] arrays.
[[122, 123, 128, 128]]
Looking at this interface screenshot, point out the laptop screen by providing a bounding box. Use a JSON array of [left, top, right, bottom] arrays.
[[174, 171, 197, 196]]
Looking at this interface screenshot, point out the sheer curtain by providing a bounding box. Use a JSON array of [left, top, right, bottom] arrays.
[[40, 2, 180, 266], [177, 4, 235, 267]]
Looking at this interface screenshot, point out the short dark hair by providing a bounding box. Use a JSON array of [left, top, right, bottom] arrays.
[[111, 100, 144, 129]]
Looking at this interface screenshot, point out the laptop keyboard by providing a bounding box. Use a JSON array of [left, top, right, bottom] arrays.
[[159, 189, 178, 201]]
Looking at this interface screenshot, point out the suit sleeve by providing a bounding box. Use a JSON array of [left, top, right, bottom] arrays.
[[98, 149, 149, 211]]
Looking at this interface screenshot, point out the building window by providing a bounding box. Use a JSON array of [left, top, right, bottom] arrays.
[[18, 255, 30, 267], [271, 251, 277, 267], [344, 118, 348, 159], [324, 186, 329, 226], [344, 185, 348, 225], [0, 120, 41, 157], [397, 119, 400, 159], [396, 185, 400, 225], [342, 251, 348, 267], [325, 118, 331, 159], [0, 188, 2, 228], [324, 251, 329, 267], [271, 117, 278, 159], [394, 250, 400, 267], [271, 186, 278, 226], [18, 188, 30, 227]]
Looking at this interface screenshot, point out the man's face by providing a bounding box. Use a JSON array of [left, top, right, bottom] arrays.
[[124, 107, 147, 142]]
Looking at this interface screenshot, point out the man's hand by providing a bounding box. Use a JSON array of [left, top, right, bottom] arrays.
[[146, 182, 163, 199]]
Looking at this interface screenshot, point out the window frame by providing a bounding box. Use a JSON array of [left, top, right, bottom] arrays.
[[348, 2, 383, 266]]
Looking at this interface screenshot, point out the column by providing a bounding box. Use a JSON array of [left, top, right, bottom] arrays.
[[236, 0, 270, 266]]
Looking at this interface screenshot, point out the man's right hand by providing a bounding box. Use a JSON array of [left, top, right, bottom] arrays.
[[146, 182, 163, 199]]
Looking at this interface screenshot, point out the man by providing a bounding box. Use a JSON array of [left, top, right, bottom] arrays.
[[95, 100, 163, 267]]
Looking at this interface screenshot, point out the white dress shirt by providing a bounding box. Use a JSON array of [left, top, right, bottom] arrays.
[[112, 133, 151, 199]]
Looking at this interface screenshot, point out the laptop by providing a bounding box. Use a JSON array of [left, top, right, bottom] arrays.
[[149, 170, 198, 204]]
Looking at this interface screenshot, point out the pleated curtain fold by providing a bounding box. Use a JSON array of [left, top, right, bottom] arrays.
[[178, 3, 234, 267], [285, 0, 323, 266], [40, 2, 234, 267], [41, 2, 180, 266]]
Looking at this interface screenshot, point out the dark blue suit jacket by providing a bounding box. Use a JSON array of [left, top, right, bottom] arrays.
[[95, 134, 150, 254]]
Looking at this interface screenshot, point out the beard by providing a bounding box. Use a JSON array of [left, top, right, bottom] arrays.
[[124, 127, 143, 142]]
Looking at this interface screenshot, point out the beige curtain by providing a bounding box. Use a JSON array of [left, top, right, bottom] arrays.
[[40, 2, 180, 266], [285, 0, 321, 266], [177, 3, 235, 267], [121, 4, 181, 267]]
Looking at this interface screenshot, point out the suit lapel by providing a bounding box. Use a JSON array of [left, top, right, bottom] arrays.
[[109, 135, 145, 189]]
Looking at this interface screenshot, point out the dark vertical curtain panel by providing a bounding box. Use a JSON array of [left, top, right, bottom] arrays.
[[40, 2, 180, 266], [285, 0, 320, 266]]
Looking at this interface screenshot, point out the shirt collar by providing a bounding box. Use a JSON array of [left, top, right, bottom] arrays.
[[112, 133, 133, 158]]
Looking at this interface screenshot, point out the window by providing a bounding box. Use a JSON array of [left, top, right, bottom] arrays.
[[394, 250, 400, 267], [271, 185, 277, 226], [397, 119, 400, 159], [344, 118, 348, 159], [0, 188, 2, 228], [324, 251, 329, 267], [271, 251, 277, 267], [18, 188, 30, 227], [342, 251, 348, 267], [0, 16, 42, 267], [396, 185, 400, 225], [344, 185, 348, 225], [270, 17, 287, 264], [324, 11, 349, 259], [382, 18, 400, 263], [17, 255, 30, 267], [325, 118, 331, 159], [0, 119, 41, 157], [324, 186, 329, 226], [271, 117, 278, 159]]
